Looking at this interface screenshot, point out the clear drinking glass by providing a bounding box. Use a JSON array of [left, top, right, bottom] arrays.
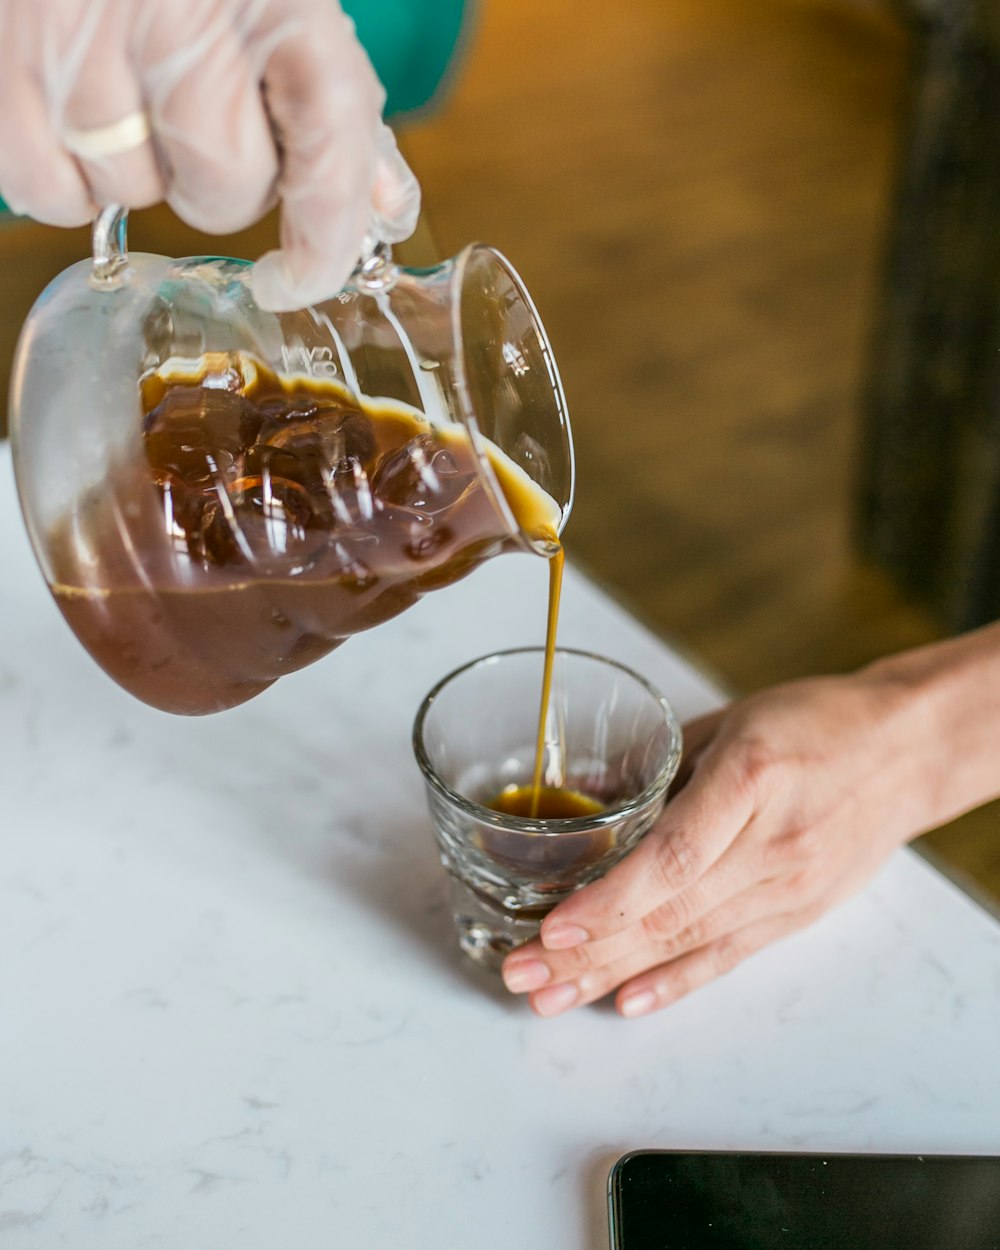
[[413, 648, 683, 968]]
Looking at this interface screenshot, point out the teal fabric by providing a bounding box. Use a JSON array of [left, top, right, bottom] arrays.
[[344, 0, 469, 119], [0, 0, 469, 217]]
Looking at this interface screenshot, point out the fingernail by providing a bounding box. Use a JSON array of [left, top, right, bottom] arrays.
[[541, 923, 589, 951], [532, 983, 580, 1017], [619, 990, 657, 1019], [502, 959, 551, 993]]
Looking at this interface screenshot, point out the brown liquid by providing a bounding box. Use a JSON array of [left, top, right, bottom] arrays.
[[46, 353, 561, 715], [477, 779, 614, 882], [485, 542, 601, 826], [487, 784, 604, 820], [528, 546, 565, 816]]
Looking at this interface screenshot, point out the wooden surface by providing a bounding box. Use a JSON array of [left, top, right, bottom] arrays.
[[1, 0, 997, 898], [859, 0, 1000, 632], [402, 0, 1000, 898], [405, 0, 926, 684]]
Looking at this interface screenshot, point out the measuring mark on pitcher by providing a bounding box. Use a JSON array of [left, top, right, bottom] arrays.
[[280, 344, 339, 379]]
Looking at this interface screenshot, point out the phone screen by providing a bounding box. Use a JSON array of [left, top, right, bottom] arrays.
[[608, 1150, 1000, 1250]]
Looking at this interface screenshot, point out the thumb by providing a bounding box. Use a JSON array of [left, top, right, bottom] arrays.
[[372, 124, 421, 244]]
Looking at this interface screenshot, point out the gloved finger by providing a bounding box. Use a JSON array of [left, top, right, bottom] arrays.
[[136, 7, 278, 235], [251, 7, 384, 311], [372, 124, 421, 244], [0, 69, 95, 225], [55, 1, 163, 211]]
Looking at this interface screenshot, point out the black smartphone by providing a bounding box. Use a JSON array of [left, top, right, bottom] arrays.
[[608, 1149, 1000, 1249]]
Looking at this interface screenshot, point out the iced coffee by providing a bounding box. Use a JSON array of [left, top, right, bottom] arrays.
[[46, 352, 562, 715]]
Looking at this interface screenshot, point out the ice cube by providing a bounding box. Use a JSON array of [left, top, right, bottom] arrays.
[[260, 404, 376, 470], [370, 433, 476, 513], [213, 472, 329, 573], [402, 509, 454, 562], [325, 454, 378, 527], [144, 386, 254, 486]]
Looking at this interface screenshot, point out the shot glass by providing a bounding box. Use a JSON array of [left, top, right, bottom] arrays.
[[412, 647, 683, 969]]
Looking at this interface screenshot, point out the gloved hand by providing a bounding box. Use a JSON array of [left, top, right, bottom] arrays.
[[0, 0, 421, 310]]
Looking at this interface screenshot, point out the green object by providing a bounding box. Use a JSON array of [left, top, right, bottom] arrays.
[[0, 0, 470, 218], [344, 0, 470, 119]]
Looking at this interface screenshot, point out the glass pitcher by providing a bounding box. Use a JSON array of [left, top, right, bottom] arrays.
[[9, 207, 574, 715]]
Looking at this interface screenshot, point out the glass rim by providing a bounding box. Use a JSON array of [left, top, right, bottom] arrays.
[[449, 243, 575, 556], [412, 646, 683, 836]]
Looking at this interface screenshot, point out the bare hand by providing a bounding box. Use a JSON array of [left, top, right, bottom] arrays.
[[501, 669, 934, 1018]]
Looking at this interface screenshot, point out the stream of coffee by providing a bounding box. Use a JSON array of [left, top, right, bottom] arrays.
[[484, 543, 607, 821], [530, 545, 566, 816], [482, 545, 597, 819]]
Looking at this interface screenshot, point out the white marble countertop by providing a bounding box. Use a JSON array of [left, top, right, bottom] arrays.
[[1, 442, 999, 1250]]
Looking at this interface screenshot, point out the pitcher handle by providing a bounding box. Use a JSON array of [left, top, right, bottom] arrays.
[[90, 204, 130, 289]]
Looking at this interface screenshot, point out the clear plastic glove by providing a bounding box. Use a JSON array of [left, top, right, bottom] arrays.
[[501, 627, 1000, 1018], [0, 0, 421, 309]]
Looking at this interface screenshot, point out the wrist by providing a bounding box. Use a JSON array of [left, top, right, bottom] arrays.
[[860, 625, 1000, 834]]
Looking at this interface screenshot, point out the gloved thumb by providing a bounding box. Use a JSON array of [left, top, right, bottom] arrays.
[[372, 124, 421, 244], [251, 124, 420, 312]]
